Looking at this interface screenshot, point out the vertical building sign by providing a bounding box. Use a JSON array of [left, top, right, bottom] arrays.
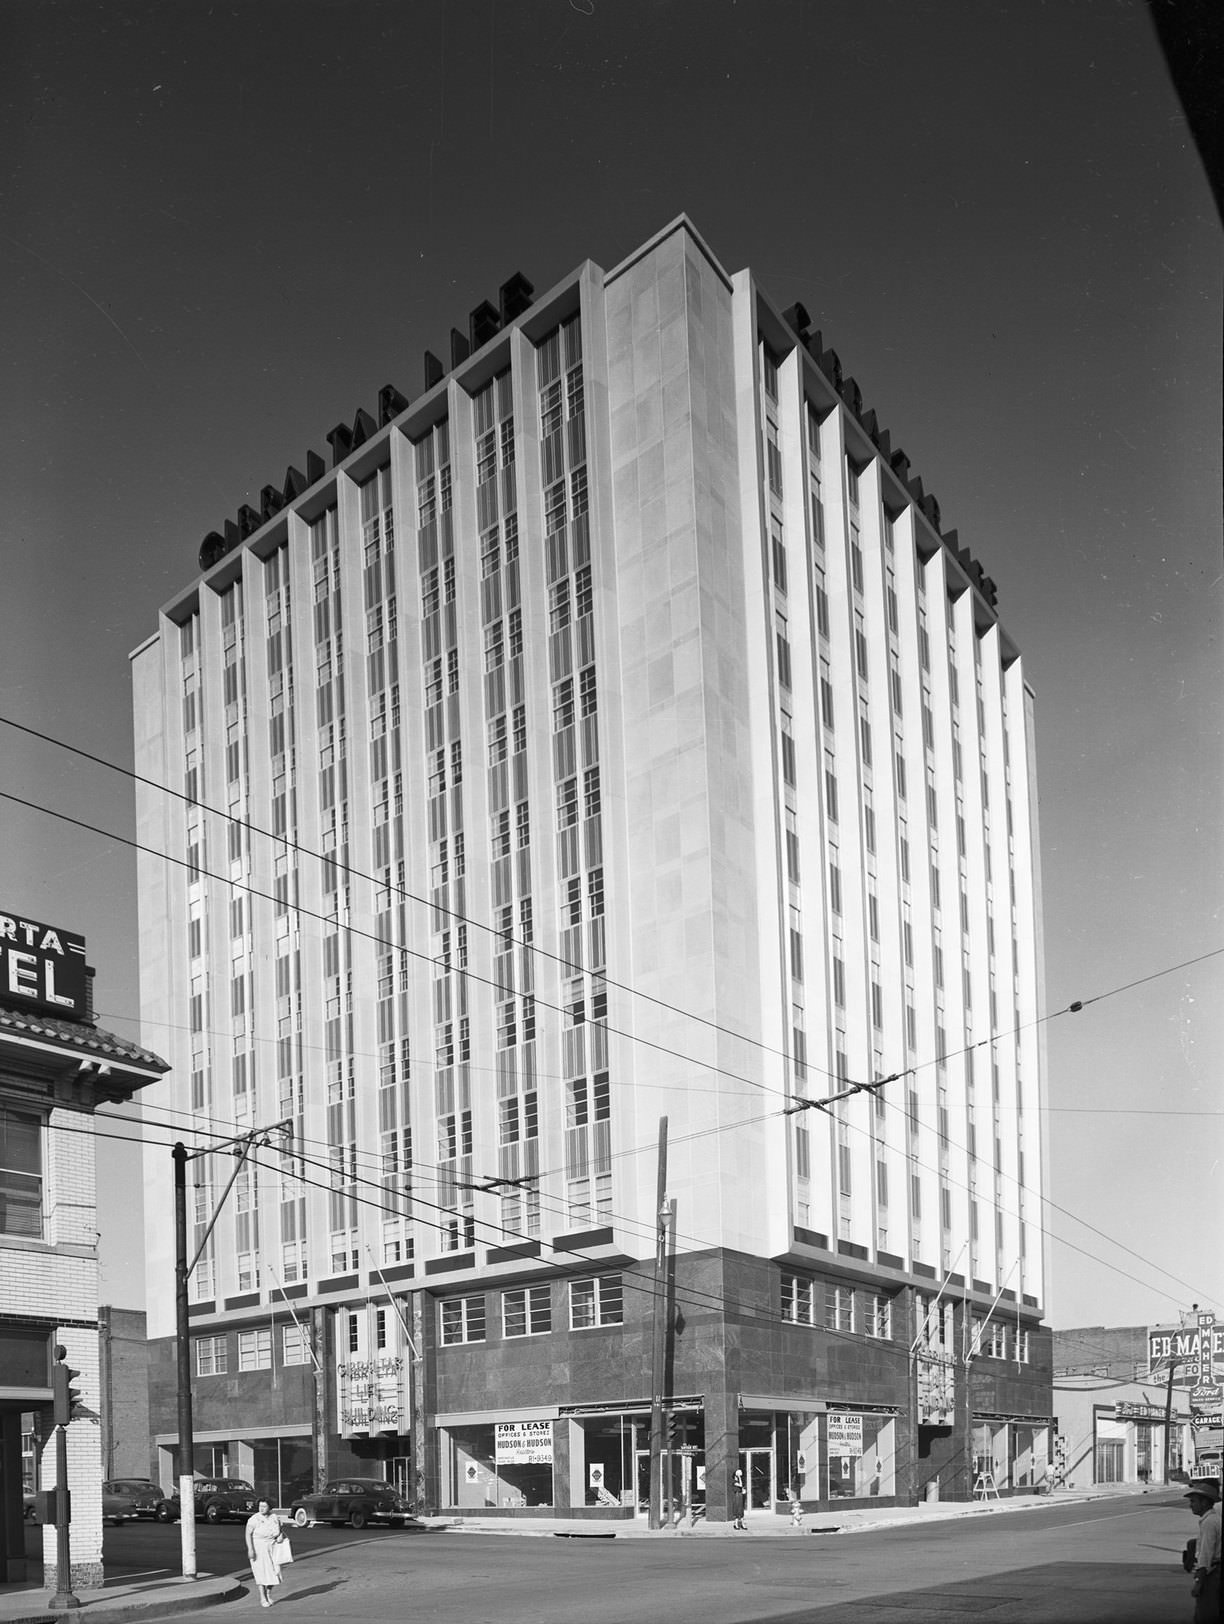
[[1190, 1312, 1221, 1428], [336, 1307, 410, 1437]]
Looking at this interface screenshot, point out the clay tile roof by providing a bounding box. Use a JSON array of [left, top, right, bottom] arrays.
[[0, 1005, 169, 1072]]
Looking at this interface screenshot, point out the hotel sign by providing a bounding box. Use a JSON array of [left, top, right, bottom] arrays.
[[0, 913, 87, 1021]]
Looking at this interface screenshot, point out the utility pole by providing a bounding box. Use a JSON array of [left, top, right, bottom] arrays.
[[647, 1117, 668, 1531], [174, 1120, 291, 1579], [1162, 1355, 1183, 1485], [173, 1142, 198, 1581]]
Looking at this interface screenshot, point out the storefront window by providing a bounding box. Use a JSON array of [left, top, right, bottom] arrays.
[[971, 1420, 1009, 1488], [579, 1415, 638, 1507], [1012, 1425, 1048, 1488], [825, 1411, 896, 1498], [445, 1422, 554, 1508]]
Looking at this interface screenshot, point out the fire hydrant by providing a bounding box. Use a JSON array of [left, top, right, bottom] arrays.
[[787, 1487, 803, 1529]]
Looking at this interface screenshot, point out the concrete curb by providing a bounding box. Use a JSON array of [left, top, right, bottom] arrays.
[[0, 1574, 244, 1623], [422, 1484, 1168, 1540]]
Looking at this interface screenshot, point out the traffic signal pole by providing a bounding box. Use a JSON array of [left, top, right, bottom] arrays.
[[49, 1347, 79, 1609]]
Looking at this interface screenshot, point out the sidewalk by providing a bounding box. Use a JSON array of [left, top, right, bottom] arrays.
[[0, 1484, 1167, 1620], [424, 1480, 1165, 1539], [0, 1573, 242, 1624]]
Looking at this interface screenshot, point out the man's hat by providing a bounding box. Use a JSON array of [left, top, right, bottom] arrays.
[[1184, 1480, 1220, 1503]]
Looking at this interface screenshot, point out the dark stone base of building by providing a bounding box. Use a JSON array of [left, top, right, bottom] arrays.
[[147, 1247, 1053, 1524]]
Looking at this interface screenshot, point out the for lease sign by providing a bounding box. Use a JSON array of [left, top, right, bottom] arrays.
[[495, 1420, 553, 1464], [0, 914, 87, 1021]]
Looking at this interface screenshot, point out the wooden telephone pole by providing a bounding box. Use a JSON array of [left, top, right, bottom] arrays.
[[647, 1118, 669, 1530]]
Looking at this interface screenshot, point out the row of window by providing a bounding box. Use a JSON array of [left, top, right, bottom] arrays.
[[780, 1275, 894, 1338], [194, 1324, 312, 1376], [439, 1274, 624, 1344]]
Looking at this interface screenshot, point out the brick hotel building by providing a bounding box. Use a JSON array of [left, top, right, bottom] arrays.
[[133, 217, 1052, 1521]]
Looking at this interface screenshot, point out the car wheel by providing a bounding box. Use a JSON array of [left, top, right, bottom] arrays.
[[293, 1508, 309, 1528], [204, 1502, 223, 1524], [349, 1508, 367, 1529]]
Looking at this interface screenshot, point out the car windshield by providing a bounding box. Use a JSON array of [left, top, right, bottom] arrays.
[[217, 1480, 253, 1491]]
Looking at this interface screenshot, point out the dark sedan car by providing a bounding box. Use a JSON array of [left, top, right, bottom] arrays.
[[104, 1479, 163, 1520], [288, 1478, 417, 1529], [154, 1477, 257, 1524]]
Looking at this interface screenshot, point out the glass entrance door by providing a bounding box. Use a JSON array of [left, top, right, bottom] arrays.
[[739, 1447, 773, 1510]]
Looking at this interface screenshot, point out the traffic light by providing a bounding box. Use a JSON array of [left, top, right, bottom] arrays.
[[666, 1413, 683, 1448], [52, 1359, 83, 1427]]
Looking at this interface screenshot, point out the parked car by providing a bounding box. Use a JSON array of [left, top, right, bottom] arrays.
[[103, 1479, 163, 1520], [288, 1478, 417, 1529], [153, 1477, 257, 1524], [102, 1484, 135, 1525], [22, 1491, 36, 1523]]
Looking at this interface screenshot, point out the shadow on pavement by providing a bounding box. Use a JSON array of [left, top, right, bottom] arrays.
[[744, 1560, 1185, 1623], [277, 1579, 348, 1603]]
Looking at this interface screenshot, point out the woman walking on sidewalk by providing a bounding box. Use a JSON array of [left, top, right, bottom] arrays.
[[246, 1497, 288, 1608]]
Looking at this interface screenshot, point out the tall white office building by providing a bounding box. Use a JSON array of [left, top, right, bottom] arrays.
[[133, 216, 1051, 1521]]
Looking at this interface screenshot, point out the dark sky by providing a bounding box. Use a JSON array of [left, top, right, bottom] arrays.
[[1, 0, 1219, 1326]]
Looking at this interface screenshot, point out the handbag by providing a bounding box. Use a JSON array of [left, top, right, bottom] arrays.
[[272, 1536, 293, 1566]]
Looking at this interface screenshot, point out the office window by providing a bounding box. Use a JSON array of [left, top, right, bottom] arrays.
[[557, 778, 579, 829], [440, 1295, 487, 1345], [771, 517, 788, 593], [0, 1108, 42, 1239], [503, 1286, 552, 1338], [775, 614, 792, 690], [237, 1330, 272, 1371], [195, 1335, 228, 1377], [282, 1324, 312, 1367], [780, 729, 796, 788], [569, 1275, 623, 1329], [827, 1286, 855, 1332], [865, 1295, 893, 1340], [781, 1272, 816, 1326]]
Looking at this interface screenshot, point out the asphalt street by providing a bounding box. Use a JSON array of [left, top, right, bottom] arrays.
[[81, 1491, 1198, 1624]]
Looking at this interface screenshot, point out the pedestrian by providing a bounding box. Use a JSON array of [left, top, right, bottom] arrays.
[[246, 1496, 288, 1609], [1184, 1479, 1221, 1624], [731, 1468, 746, 1530]]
